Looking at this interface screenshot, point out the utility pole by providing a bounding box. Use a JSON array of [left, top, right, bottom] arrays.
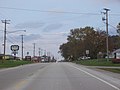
[[38, 48, 41, 57], [33, 43, 35, 57], [41, 49, 43, 56], [1, 19, 10, 63], [102, 8, 110, 61], [44, 50, 46, 56], [21, 35, 24, 60]]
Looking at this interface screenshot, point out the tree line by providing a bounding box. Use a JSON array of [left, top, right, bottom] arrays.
[[59, 26, 120, 61]]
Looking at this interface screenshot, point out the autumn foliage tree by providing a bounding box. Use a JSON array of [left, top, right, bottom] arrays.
[[59, 26, 120, 61]]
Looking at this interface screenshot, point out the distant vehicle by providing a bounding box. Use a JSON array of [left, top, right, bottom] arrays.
[[81, 56, 90, 60]]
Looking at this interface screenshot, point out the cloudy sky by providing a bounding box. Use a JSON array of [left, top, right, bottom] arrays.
[[0, 0, 120, 59]]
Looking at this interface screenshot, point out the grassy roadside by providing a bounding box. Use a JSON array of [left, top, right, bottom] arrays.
[[74, 59, 120, 74], [75, 59, 120, 66], [0, 60, 33, 68], [98, 68, 120, 74]]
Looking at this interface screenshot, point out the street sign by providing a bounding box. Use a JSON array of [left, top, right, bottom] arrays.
[[11, 45, 19, 51], [27, 52, 29, 55], [12, 51, 18, 55], [86, 50, 89, 55]]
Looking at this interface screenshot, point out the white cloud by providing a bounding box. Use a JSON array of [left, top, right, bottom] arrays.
[[15, 21, 45, 29], [43, 23, 63, 32]]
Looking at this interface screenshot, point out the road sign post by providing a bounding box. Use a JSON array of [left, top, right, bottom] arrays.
[[11, 45, 19, 60]]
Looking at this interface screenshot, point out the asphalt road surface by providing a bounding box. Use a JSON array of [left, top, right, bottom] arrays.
[[0, 62, 120, 90]]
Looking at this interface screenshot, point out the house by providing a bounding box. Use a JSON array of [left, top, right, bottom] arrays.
[[0, 54, 14, 60], [112, 49, 120, 59], [112, 49, 120, 63]]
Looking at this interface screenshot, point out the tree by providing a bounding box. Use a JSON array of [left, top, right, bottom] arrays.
[[59, 26, 120, 61], [59, 42, 72, 61]]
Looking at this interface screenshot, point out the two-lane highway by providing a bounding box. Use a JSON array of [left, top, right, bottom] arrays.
[[0, 63, 50, 90], [0, 62, 120, 90]]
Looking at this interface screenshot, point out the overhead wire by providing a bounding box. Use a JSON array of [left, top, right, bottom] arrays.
[[7, 35, 20, 43], [0, 6, 120, 16], [0, 6, 101, 15], [0, 6, 119, 35], [0, 6, 119, 46], [110, 13, 120, 16], [7, 38, 15, 44]]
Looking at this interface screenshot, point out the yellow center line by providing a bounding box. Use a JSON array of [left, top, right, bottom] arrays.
[[13, 79, 27, 90]]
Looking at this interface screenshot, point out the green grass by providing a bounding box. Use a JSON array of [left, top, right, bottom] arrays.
[[75, 59, 120, 66], [0, 60, 33, 68], [98, 68, 120, 74], [74, 59, 120, 74]]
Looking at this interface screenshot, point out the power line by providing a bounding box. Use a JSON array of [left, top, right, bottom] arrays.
[[7, 38, 15, 44], [110, 13, 120, 16], [0, 13, 6, 19], [0, 6, 120, 16], [0, 6, 101, 15], [7, 35, 20, 43]]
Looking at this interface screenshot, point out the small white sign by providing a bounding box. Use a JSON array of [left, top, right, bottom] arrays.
[[86, 50, 89, 55], [11, 45, 19, 51]]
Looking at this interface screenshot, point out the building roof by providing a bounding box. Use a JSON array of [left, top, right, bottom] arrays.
[[112, 49, 120, 54]]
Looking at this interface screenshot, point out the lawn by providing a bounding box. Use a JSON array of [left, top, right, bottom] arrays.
[[74, 59, 120, 74], [98, 68, 120, 74], [0, 60, 33, 68], [76, 59, 120, 66]]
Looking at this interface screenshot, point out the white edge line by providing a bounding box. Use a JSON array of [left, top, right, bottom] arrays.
[[67, 64, 120, 90]]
